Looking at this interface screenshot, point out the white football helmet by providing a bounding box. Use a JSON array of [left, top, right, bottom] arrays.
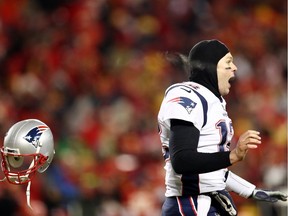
[[1, 119, 55, 185]]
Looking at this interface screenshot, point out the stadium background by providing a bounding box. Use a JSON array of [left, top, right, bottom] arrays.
[[0, 0, 286, 215]]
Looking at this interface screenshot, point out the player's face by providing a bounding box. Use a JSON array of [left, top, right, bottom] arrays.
[[217, 53, 237, 96]]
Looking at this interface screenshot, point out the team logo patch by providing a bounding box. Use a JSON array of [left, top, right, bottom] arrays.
[[168, 97, 197, 114], [23, 125, 48, 148]]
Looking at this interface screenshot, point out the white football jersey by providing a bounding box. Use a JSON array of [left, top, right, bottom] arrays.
[[158, 81, 234, 197]]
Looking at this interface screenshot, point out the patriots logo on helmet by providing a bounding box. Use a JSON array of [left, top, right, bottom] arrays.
[[168, 97, 197, 114], [23, 125, 48, 148]]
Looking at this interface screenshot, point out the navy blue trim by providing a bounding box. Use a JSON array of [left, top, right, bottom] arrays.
[[165, 84, 208, 128], [177, 196, 198, 215], [162, 197, 198, 216], [165, 84, 189, 97], [163, 146, 170, 160], [162, 197, 183, 216], [191, 89, 208, 128]]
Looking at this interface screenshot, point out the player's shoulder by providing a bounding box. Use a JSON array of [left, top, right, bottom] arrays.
[[164, 81, 204, 97]]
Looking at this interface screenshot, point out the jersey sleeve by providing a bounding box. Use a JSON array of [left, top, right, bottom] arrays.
[[160, 87, 204, 131]]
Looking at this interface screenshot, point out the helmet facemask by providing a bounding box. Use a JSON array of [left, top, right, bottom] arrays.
[[1, 145, 48, 185]]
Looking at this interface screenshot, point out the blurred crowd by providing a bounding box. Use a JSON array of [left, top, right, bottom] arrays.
[[0, 0, 287, 215]]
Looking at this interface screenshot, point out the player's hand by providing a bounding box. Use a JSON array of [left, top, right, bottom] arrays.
[[251, 188, 287, 202], [230, 130, 261, 164]]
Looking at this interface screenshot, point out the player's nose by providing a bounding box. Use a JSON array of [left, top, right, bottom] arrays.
[[231, 62, 237, 72]]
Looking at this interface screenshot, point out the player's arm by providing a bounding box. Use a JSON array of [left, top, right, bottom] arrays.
[[170, 119, 262, 174], [225, 171, 287, 202], [170, 119, 231, 174], [225, 170, 255, 198]]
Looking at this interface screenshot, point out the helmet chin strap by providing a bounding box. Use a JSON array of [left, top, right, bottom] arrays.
[[24, 158, 35, 210], [25, 142, 42, 210], [26, 180, 32, 209]]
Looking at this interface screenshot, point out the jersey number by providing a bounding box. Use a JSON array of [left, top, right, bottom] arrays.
[[216, 120, 232, 152]]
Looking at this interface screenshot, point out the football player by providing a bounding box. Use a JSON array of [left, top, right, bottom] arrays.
[[158, 39, 287, 215]]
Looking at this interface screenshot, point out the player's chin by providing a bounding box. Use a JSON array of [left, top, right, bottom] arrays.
[[220, 88, 230, 96], [223, 89, 230, 96], [227, 85, 232, 93], [224, 84, 231, 95], [227, 79, 233, 90]]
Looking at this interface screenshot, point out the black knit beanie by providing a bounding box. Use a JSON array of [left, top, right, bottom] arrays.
[[188, 39, 229, 99]]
